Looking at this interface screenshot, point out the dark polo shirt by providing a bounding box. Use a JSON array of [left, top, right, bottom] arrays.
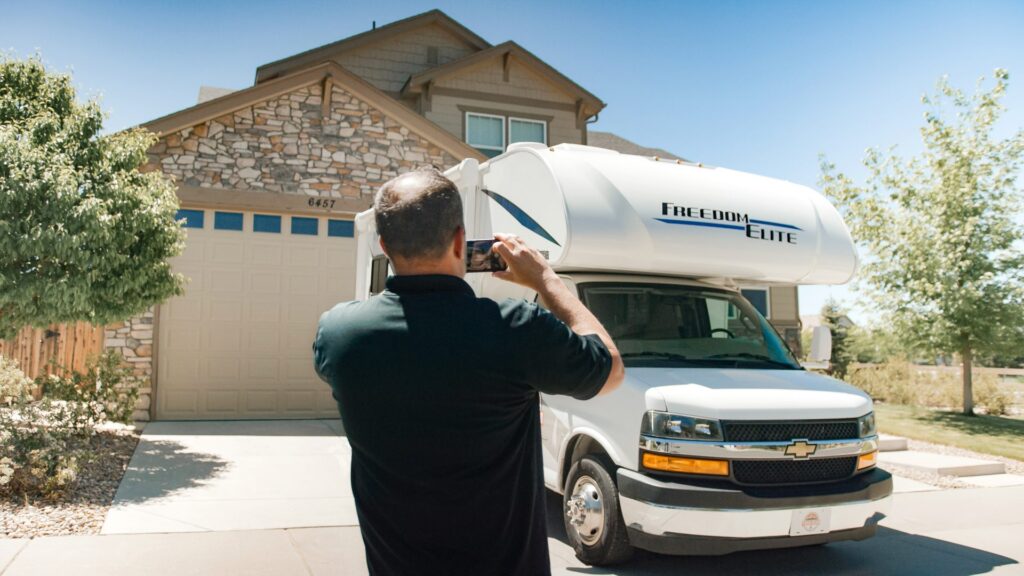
[[313, 274, 611, 576]]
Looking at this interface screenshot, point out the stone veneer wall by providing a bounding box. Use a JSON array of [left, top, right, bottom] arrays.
[[145, 82, 457, 199], [113, 79, 459, 422], [104, 310, 154, 422]]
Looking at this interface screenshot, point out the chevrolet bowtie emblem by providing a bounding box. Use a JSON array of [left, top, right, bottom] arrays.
[[785, 440, 817, 459]]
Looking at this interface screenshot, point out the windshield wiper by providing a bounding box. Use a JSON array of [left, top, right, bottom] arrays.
[[621, 352, 692, 362], [705, 353, 800, 369]]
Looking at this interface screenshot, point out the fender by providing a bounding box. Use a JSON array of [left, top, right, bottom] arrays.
[[553, 425, 627, 494]]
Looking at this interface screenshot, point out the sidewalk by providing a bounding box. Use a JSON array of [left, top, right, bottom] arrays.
[[3, 486, 1022, 575], [0, 526, 366, 576]]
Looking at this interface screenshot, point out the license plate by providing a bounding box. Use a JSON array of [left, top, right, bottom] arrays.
[[789, 508, 831, 536]]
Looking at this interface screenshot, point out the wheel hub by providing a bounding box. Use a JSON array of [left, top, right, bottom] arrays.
[[566, 476, 604, 545]]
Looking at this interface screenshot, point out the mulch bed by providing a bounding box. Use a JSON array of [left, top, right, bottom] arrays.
[[1, 427, 140, 539]]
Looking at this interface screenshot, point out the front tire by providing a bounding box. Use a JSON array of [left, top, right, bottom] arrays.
[[563, 455, 634, 565]]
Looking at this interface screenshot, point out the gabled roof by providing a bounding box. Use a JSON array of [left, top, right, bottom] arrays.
[[255, 10, 491, 84], [587, 131, 686, 161], [400, 41, 606, 120], [143, 61, 485, 162]]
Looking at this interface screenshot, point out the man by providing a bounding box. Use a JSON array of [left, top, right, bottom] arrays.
[[313, 167, 624, 575]]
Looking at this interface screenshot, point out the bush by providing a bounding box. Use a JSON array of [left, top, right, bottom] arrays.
[[0, 396, 82, 498], [846, 359, 1009, 414], [0, 355, 32, 405], [1, 352, 138, 498], [39, 351, 139, 426]]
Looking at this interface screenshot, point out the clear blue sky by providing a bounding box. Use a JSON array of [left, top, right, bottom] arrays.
[[4, 0, 1023, 323]]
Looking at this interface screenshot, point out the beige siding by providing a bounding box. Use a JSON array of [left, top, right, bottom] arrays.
[[434, 58, 577, 104], [427, 94, 583, 146], [769, 286, 799, 324], [335, 24, 478, 93]]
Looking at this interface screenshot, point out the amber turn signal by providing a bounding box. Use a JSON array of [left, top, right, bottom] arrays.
[[857, 451, 878, 470], [642, 453, 730, 476]]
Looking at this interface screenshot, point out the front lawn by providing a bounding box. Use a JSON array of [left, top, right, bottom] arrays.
[[875, 403, 1024, 462]]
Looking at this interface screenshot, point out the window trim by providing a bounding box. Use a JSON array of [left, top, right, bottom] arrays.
[[464, 111, 506, 153], [508, 116, 548, 145]]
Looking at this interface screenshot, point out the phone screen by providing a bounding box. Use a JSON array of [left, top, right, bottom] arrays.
[[466, 239, 507, 272]]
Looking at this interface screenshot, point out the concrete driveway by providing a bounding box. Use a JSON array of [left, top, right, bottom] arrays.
[[102, 419, 357, 534], [81, 420, 1023, 575]]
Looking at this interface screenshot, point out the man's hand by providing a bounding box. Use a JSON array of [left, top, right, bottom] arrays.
[[490, 233, 624, 396], [491, 233, 558, 292]]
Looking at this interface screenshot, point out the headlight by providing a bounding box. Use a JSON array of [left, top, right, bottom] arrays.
[[641, 411, 723, 441], [858, 412, 876, 438]]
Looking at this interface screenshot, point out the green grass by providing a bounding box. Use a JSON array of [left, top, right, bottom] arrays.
[[875, 403, 1024, 462]]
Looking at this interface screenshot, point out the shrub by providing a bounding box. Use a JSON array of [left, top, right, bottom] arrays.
[[1, 351, 137, 498], [0, 355, 31, 405], [39, 351, 139, 426], [0, 397, 82, 498], [975, 377, 1012, 416], [846, 359, 1009, 413]]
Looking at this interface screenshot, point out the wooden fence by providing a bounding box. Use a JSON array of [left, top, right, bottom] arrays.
[[0, 322, 105, 379]]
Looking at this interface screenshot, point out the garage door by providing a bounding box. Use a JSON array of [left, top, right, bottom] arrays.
[[156, 208, 355, 420]]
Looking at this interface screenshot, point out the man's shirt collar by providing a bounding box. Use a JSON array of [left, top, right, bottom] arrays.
[[385, 274, 475, 296]]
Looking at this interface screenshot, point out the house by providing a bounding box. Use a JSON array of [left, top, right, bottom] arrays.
[[109, 10, 802, 421]]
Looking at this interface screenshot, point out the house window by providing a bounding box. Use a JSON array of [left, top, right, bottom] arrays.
[[291, 217, 319, 236], [176, 209, 204, 229], [253, 214, 281, 233], [509, 117, 546, 145], [740, 288, 770, 319], [465, 112, 505, 158], [328, 219, 355, 238], [214, 211, 244, 231]]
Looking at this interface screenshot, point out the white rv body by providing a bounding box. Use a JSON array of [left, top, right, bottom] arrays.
[[353, 144, 891, 561]]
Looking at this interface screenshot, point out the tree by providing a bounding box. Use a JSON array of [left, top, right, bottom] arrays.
[[820, 69, 1024, 415], [0, 55, 185, 339], [821, 299, 854, 379]]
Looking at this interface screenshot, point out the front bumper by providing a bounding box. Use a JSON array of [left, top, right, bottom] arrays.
[[617, 467, 893, 556]]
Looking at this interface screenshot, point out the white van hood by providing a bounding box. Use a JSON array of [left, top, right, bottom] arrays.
[[631, 368, 872, 421]]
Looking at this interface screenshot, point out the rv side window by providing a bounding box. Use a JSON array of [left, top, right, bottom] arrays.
[[369, 256, 390, 296]]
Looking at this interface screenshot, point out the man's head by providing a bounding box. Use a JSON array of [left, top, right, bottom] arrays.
[[374, 167, 465, 276]]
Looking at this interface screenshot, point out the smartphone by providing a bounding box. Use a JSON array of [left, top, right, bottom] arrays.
[[466, 239, 507, 272]]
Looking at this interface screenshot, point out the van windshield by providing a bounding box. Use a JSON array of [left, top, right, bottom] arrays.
[[578, 283, 801, 370]]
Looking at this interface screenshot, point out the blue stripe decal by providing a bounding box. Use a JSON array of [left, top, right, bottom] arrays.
[[749, 219, 802, 231], [481, 189, 561, 246], [655, 218, 745, 231]]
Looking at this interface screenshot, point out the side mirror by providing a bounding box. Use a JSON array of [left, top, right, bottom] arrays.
[[809, 326, 833, 363]]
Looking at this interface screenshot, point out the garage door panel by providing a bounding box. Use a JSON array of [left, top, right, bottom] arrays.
[[209, 270, 244, 293], [284, 391, 316, 412], [163, 389, 199, 413], [248, 271, 282, 294], [206, 357, 241, 382], [158, 211, 353, 420], [244, 391, 279, 412], [209, 239, 245, 263], [207, 326, 242, 352], [208, 299, 243, 322], [248, 327, 281, 352], [324, 244, 354, 268], [206, 391, 240, 413], [248, 304, 281, 323], [248, 244, 283, 266]]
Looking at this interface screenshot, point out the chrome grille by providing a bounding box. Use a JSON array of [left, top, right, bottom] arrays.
[[722, 420, 858, 442], [732, 457, 857, 485]]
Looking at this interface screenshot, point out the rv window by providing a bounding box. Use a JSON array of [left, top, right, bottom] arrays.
[[579, 283, 800, 370]]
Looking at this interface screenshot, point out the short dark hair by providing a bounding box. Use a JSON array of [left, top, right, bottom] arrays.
[[374, 167, 463, 260]]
